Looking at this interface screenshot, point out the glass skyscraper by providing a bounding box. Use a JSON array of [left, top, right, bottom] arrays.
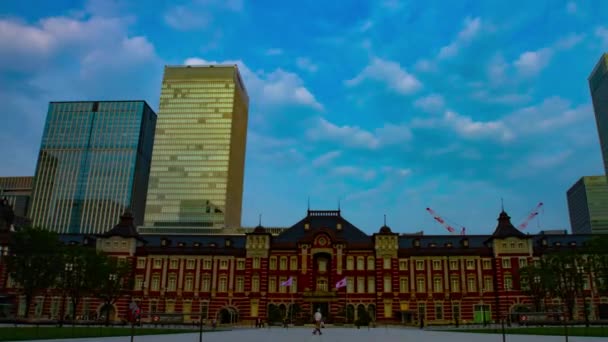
[[567, 176, 608, 234], [142, 65, 248, 233], [29, 101, 157, 234], [589, 53, 608, 175]]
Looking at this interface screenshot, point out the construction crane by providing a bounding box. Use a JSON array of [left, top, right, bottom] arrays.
[[517, 202, 543, 230], [426, 207, 466, 235]]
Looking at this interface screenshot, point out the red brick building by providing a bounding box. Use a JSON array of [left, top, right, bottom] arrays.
[[0, 208, 606, 325]]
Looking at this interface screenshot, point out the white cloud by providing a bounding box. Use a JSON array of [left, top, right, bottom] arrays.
[[505, 97, 592, 133], [185, 57, 323, 110], [413, 59, 436, 72], [438, 17, 482, 60], [513, 33, 584, 77], [345, 167, 412, 202], [346, 57, 422, 95], [471, 90, 532, 105], [164, 5, 210, 30], [312, 150, 342, 167], [296, 57, 318, 72], [359, 20, 374, 32], [331, 166, 376, 181], [513, 48, 553, 76], [306, 118, 412, 150], [0, 15, 145, 72], [444, 110, 514, 142], [414, 94, 444, 113], [265, 48, 283, 56], [487, 53, 508, 85], [412, 110, 514, 142], [596, 26, 608, 48]]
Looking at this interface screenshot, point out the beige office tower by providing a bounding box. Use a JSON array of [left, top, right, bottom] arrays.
[[142, 65, 248, 234]]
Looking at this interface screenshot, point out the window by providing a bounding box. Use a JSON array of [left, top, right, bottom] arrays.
[[368, 277, 375, 293], [291, 277, 298, 293], [166, 301, 175, 313], [416, 260, 424, 270], [269, 257, 277, 270], [318, 278, 329, 292], [347, 256, 354, 270], [452, 304, 460, 321], [203, 259, 212, 269], [518, 242, 524, 248], [202, 275, 211, 292], [184, 259, 194, 269], [168, 275, 177, 291], [483, 260, 492, 269], [280, 257, 288, 270], [357, 257, 365, 270], [417, 277, 425, 292], [318, 258, 328, 272], [435, 304, 443, 320], [433, 277, 443, 292], [347, 277, 354, 293], [147, 274, 159, 291], [400, 277, 409, 293], [519, 258, 527, 268], [357, 277, 365, 293], [253, 257, 260, 269], [433, 260, 442, 270], [583, 277, 590, 290], [290, 256, 298, 270], [520, 277, 529, 291], [237, 259, 245, 270], [418, 303, 426, 320], [502, 243, 507, 248], [399, 259, 408, 270], [384, 275, 392, 292], [484, 277, 493, 291], [467, 277, 476, 292], [466, 260, 475, 270], [450, 260, 458, 270], [383, 257, 391, 269], [236, 276, 244, 292], [135, 277, 143, 290], [154, 259, 162, 269], [220, 260, 228, 270], [368, 257, 375, 270], [219, 276, 227, 292], [279, 277, 288, 293], [252, 275, 260, 292], [137, 258, 146, 269], [185, 276, 193, 291], [504, 275, 512, 290], [502, 258, 511, 269], [170, 259, 179, 269], [451, 277, 459, 292], [510, 242, 515, 248]]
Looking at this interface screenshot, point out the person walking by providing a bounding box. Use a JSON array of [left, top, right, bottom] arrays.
[[312, 308, 323, 335]]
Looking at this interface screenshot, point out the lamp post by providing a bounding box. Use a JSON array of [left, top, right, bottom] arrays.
[[105, 273, 117, 326], [481, 288, 486, 327]]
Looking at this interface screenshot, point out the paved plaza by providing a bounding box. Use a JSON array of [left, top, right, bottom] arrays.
[[15, 327, 607, 342]]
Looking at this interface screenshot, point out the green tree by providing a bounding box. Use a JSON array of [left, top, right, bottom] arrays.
[[518, 259, 554, 312], [95, 257, 132, 326], [60, 245, 108, 322], [585, 236, 608, 293], [545, 252, 586, 320], [6, 227, 63, 318]]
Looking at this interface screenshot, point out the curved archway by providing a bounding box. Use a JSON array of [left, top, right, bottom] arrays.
[[368, 304, 376, 322], [278, 304, 287, 319], [346, 304, 355, 323], [216, 306, 239, 324]]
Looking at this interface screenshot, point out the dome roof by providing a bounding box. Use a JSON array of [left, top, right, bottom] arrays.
[[379, 225, 392, 234], [253, 224, 266, 233]]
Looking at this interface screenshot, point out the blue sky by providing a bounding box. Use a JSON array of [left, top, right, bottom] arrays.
[[1, 0, 607, 235]]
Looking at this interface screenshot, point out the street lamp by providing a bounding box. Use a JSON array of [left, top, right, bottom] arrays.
[[61, 262, 74, 327], [481, 288, 486, 327]]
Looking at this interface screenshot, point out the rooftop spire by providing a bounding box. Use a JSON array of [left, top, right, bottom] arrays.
[[501, 197, 504, 212], [307, 196, 310, 211], [258, 213, 262, 226], [338, 198, 341, 211], [384, 214, 387, 226]]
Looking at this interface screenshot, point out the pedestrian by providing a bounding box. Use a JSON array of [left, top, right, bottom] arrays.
[[312, 308, 323, 335]]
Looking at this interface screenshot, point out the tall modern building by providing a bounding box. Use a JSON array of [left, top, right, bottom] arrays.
[[142, 65, 249, 233], [29, 101, 157, 234], [589, 53, 608, 174], [0, 177, 33, 217], [567, 176, 608, 234]]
